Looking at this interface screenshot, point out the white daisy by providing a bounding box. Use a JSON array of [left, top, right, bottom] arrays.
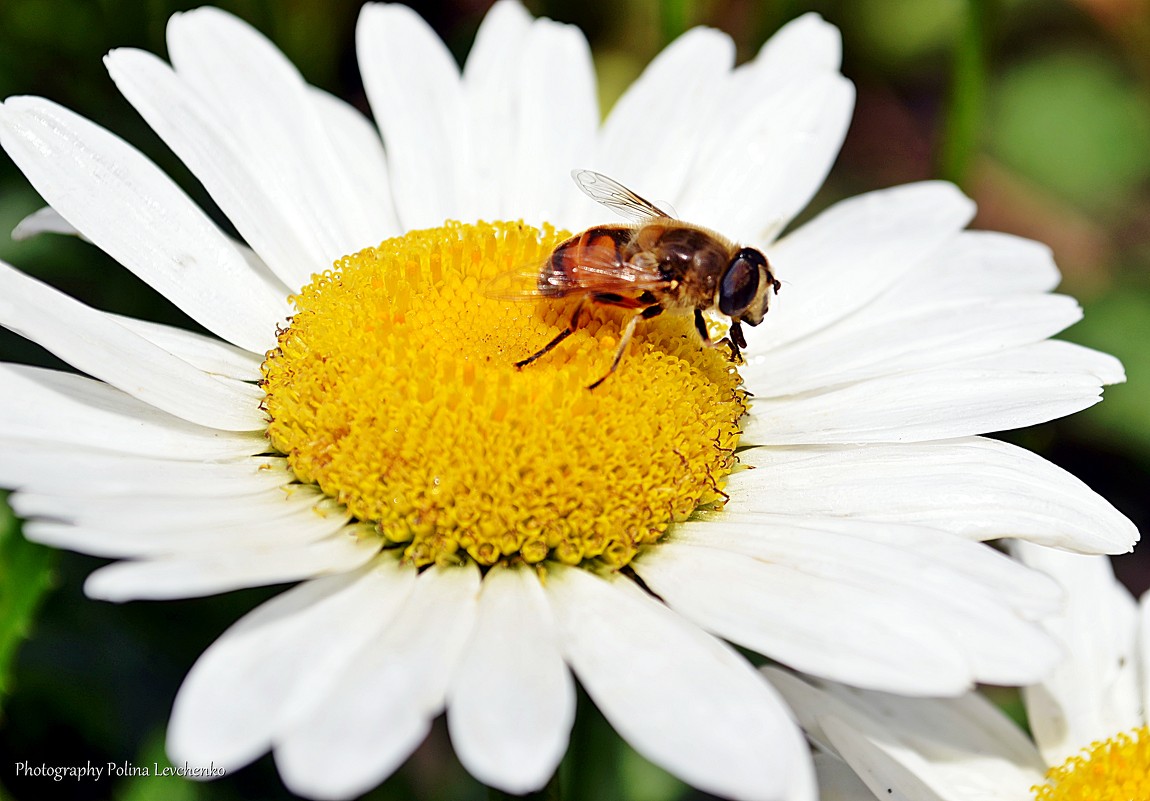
[[0, 3, 1138, 800], [765, 543, 1150, 801]]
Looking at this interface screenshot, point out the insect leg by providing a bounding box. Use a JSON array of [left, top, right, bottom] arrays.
[[588, 310, 644, 391], [725, 321, 746, 363], [693, 308, 711, 345], [516, 299, 585, 369]]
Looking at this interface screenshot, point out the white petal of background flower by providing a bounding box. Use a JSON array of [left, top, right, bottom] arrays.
[[0, 260, 264, 431], [447, 565, 576, 794], [0, 97, 288, 352], [168, 560, 416, 773], [814, 753, 882, 801], [722, 438, 1138, 554], [357, 3, 468, 231], [166, 7, 388, 258], [0, 364, 265, 458], [545, 566, 815, 801], [275, 564, 480, 801], [765, 668, 1045, 801], [1015, 542, 1144, 766]]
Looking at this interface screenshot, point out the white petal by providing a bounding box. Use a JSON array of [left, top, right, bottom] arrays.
[[21, 490, 349, 559], [872, 231, 1062, 309], [23, 507, 347, 558], [1141, 590, 1150, 723], [742, 294, 1082, 398], [275, 564, 480, 801], [755, 13, 842, 74], [813, 753, 879, 801], [544, 566, 811, 801], [679, 73, 854, 245], [11, 484, 328, 531], [105, 47, 320, 290], [164, 8, 387, 258], [83, 526, 379, 601], [742, 341, 1114, 445], [587, 27, 735, 228], [357, 3, 467, 230], [635, 540, 961, 693], [514, 17, 599, 229], [724, 438, 1138, 555], [309, 87, 400, 241], [674, 13, 850, 242], [0, 444, 287, 497], [679, 516, 1062, 621], [0, 260, 264, 431], [447, 565, 575, 794], [0, 97, 288, 352], [11, 205, 85, 241], [0, 364, 265, 459], [461, 0, 533, 222], [749, 183, 975, 351], [636, 526, 1060, 692], [765, 668, 1045, 801], [1014, 542, 1143, 766], [168, 559, 416, 772], [108, 315, 264, 381], [12, 206, 289, 308]]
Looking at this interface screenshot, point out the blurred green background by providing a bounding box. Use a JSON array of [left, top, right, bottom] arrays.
[[1, 0, 1148, 799]]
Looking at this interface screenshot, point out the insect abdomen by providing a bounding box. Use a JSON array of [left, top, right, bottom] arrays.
[[539, 226, 633, 297]]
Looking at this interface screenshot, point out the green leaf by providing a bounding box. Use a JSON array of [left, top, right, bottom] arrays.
[[0, 496, 56, 707]]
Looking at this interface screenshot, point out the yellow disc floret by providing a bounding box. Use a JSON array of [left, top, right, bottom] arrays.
[[1032, 725, 1150, 801], [262, 221, 746, 569]]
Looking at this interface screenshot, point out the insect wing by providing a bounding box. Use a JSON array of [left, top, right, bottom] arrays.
[[482, 264, 568, 300], [571, 169, 673, 223], [484, 249, 670, 301]]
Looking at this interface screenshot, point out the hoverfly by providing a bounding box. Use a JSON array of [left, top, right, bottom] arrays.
[[501, 170, 780, 390]]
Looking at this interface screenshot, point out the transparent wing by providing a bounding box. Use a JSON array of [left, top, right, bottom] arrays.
[[571, 169, 673, 223], [484, 248, 671, 301]]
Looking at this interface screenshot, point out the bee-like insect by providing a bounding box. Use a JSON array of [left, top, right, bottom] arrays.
[[496, 169, 781, 390]]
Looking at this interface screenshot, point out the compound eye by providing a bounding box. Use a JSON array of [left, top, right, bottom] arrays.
[[718, 248, 765, 317]]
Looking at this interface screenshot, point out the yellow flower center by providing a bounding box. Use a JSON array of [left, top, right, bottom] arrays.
[[1032, 726, 1150, 801], [261, 221, 746, 569]]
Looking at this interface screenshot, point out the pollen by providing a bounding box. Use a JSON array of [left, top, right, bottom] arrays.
[[261, 221, 746, 569], [1031, 725, 1150, 801]]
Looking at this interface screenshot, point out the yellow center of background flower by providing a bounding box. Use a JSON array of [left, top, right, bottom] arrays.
[[1032, 725, 1150, 801], [261, 221, 746, 569]]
